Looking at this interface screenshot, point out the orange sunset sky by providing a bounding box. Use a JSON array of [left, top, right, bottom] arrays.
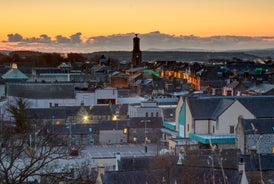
[[1, 0, 274, 52]]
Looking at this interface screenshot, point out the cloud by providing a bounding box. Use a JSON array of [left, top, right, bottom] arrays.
[[70, 32, 82, 44], [7, 33, 23, 42], [56, 35, 71, 44], [7, 33, 52, 43], [2, 31, 274, 53]]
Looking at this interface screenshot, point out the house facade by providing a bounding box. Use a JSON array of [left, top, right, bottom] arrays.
[[175, 96, 257, 149], [236, 118, 274, 155], [128, 100, 162, 118]]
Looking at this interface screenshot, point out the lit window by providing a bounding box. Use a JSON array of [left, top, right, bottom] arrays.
[[123, 128, 128, 134]]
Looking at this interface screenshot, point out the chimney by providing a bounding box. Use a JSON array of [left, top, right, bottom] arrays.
[[96, 164, 105, 184], [115, 152, 121, 171], [238, 157, 249, 184], [238, 157, 245, 173]]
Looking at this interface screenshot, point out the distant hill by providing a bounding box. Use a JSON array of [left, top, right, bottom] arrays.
[[84, 51, 260, 62], [245, 49, 274, 58], [2, 49, 273, 63]]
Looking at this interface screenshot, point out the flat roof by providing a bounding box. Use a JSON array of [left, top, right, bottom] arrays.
[[189, 133, 236, 144]]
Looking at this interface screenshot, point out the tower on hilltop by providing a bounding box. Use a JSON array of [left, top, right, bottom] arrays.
[[131, 34, 142, 67]]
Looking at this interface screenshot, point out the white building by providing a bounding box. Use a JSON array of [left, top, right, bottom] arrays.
[[128, 100, 162, 118]]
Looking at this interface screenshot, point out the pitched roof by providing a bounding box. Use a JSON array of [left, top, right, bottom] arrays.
[[184, 149, 240, 169], [243, 154, 274, 171], [6, 82, 75, 99], [26, 108, 67, 119], [211, 98, 235, 119], [247, 84, 274, 94], [2, 68, 28, 80], [188, 97, 221, 120], [226, 80, 240, 88], [238, 97, 274, 118], [89, 105, 112, 116], [188, 96, 274, 120], [242, 119, 274, 135], [128, 117, 163, 128], [51, 123, 98, 135]]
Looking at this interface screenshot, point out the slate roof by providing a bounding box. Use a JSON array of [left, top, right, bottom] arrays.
[[246, 84, 274, 94], [188, 97, 222, 120], [226, 80, 240, 88], [26, 108, 67, 119], [238, 97, 274, 118], [89, 105, 112, 116], [242, 119, 274, 135], [162, 107, 176, 121], [51, 123, 98, 135], [97, 120, 129, 130], [184, 149, 240, 169], [243, 154, 274, 171], [179, 167, 240, 184], [211, 98, 235, 119], [128, 117, 163, 128], [6, 82, 75, 99], [102, 169, 167, 184], [188, 96, 274, 120], [102, 153, 241, 184]]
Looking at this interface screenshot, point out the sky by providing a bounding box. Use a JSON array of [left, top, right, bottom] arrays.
[[1, 0, 274, 53]]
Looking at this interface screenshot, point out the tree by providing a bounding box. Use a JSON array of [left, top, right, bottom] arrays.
[[0, 130, 68, 184], [7, 98, 30, 134]]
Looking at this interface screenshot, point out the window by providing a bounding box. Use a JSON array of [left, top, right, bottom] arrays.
[[187, 124, 189, 132], [156, 112, 159, 117], [145, 112, 148, 117], [151, 112, 153, 117], [227, 90, 232, 96], [123, 128, 128, 134], [212, 125, 215, 133], [230, 126, 234, 134]]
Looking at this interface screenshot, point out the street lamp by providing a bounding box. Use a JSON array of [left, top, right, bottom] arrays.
[[83, 115, 89, 123], [141, 119, 151, 153]]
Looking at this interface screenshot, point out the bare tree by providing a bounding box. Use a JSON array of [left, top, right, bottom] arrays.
[[0, 129, 68, 184]]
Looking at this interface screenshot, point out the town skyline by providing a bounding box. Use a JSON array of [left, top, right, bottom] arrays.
[[1, 0, 274, 52]]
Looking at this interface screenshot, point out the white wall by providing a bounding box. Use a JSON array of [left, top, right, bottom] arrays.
[[95, 88, 118, 102], [195, 120, 209, 134], [128, 105, 162, 118], [185, 99, 193, 138], [216, 100, 255, 134], [6, 88, 118, 109]]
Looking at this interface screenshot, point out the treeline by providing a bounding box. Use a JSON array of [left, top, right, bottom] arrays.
[[0, 51, 88, 67]]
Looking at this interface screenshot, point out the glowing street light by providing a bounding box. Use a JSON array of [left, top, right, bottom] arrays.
[[83, 115, 89, 123]]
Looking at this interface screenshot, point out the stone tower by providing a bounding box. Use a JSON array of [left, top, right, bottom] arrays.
[[131, 34, 142, 67]]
